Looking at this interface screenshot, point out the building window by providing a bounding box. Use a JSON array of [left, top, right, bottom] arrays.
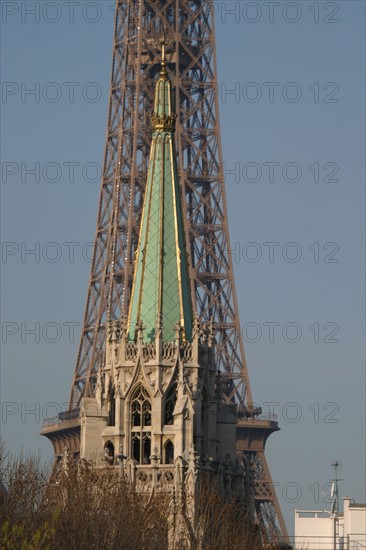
[[107, 386, 116, 426], [131, 385, 151, 464], [164, 384, 177, 425], [104, 441, 114, 464], [165, 440, 174, 464]]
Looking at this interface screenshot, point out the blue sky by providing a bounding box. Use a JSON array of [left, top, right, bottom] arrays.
[[1, 0, 365, 535]]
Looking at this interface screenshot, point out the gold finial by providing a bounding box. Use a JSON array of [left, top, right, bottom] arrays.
[[161, 37, 166, 63], [160, 35, 167, 76]]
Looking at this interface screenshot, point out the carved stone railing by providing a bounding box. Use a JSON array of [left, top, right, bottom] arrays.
[[180, 342, 193, 362], [125, 342, 138, 361], [121, 463, 176, 492], [121, 339, 193, 364], [143, 342, 156, 361], [162, 342, 176, 362]]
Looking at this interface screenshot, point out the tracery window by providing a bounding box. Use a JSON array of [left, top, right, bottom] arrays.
[[131, 385, 151, 464], [164, 384, 177, 425]]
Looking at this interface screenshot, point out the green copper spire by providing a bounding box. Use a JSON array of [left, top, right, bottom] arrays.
[[127, 43, 193, 343]]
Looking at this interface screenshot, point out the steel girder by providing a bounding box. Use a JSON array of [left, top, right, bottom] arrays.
[[69, 0, 251, 412]]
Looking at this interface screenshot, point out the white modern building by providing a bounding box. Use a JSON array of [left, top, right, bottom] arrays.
[[294, 497, 366, 549]]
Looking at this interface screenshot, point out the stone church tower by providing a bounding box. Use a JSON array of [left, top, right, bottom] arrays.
[[41, 36, 288, 542], [77, 47, 243, 542]]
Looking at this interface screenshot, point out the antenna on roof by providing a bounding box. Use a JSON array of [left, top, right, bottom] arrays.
[[330, 460, 342, 515], [330, 460, 342, 550]]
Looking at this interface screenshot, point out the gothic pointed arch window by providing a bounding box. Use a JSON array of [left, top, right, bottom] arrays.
[[164, 440, 174, 464], [164, 383, 177, 425], [130, 385, 151, 464], [104, 441, 114, 464]]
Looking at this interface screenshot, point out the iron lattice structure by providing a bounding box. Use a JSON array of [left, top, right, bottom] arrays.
[[68, 0, 288, 540]]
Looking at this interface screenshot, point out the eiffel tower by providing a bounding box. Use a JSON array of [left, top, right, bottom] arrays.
[[41, 0, 289, 542]]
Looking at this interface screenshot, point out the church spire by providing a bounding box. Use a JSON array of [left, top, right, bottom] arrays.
[[127, 41, 193, 342]]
